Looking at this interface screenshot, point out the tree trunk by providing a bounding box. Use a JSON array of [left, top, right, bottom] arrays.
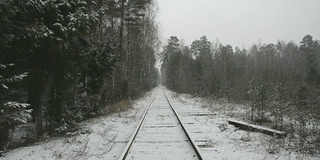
[[251, 96, 254, 121], [119, 0, 125, 58], [35, 94, 43, 136], [27, 73, 43, 137]]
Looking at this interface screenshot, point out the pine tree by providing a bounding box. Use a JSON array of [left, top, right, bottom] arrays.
[[0, 63, 31, 150]]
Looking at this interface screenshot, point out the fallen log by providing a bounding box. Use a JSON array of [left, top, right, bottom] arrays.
[[228, 119, 287, 138]]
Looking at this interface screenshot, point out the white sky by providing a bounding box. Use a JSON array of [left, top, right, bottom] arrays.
[[156, 0, 320, 48]]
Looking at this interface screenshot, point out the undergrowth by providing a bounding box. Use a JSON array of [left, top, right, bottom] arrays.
[[204, 98, 320, 156]]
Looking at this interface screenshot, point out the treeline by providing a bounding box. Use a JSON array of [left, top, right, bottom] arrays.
[[161, 35, 320, 150], [0, 0, 160, 148]]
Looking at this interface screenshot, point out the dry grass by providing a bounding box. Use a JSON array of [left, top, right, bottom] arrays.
[[105, 99, 133, 114]]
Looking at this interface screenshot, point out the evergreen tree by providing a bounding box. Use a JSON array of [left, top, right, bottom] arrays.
[[0, 63, 31, 150], [300, 35, 320, 84]]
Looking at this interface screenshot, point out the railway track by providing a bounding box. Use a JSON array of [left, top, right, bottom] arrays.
[[118, 87, 204, 160]]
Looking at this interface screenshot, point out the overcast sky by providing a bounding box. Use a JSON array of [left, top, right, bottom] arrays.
[[156, 0, 320, 48]]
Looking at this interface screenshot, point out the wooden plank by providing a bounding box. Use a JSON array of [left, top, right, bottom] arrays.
[[190, 113, 215, 116], [228, 119, 287, 137]]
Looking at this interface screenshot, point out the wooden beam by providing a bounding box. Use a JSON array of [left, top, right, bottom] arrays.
[[228, 119, 287, 138]]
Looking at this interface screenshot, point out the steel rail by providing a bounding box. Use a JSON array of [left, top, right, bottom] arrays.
[[118, 89, 157, 160], [162, 88, 204, 160]]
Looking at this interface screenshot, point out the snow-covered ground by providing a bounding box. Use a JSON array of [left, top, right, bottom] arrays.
[[1, 86, 319, 160], [165, 89, 319, 160], [1, 88, 157, 160]]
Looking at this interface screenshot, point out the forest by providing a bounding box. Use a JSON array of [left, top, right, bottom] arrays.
[[1, 0, 319, 156], [161, 35, 320, 153], [0, 0, 160, 150]]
